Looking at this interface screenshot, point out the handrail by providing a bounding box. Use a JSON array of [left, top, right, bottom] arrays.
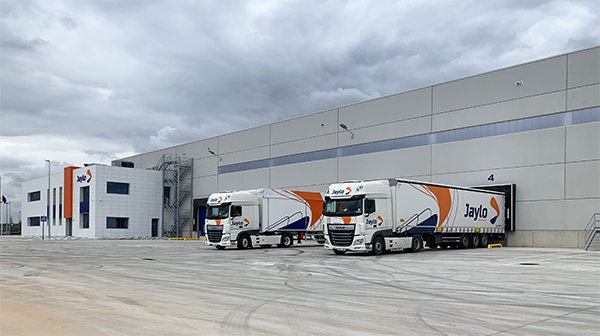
[[584, 213, 600, 250]]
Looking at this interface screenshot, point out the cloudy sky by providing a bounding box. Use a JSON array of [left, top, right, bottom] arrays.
[[0, 0, 598, 220]]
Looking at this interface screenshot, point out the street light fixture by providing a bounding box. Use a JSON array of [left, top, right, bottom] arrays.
[[339, 124, 355, 139], [208, 148, 222, 161]]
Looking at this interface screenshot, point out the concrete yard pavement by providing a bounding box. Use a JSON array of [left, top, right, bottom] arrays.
[[0, 237, 598, 336]]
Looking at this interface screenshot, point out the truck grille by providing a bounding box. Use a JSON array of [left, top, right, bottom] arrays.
[[206, 225, 223, 243], [328, 224, 355, 247]]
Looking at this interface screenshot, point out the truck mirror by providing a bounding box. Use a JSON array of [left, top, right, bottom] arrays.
[[365, 199, 376, 214]]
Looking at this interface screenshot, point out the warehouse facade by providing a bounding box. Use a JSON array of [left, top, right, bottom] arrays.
[[116, 46, 598, 247]]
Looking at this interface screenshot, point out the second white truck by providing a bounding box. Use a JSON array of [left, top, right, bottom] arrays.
[[205, 189, 324, 250], [323, 179, 509, 255]]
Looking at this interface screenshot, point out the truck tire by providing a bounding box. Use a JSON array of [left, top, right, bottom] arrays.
[[237, 234, 252, 250], [408, 235, 423, 252], [371, 236, 385, 255], [333, 249, 346, 255], [278, 233, 293, 248], [470, 234, 480, 248], [480, 234, 489, 248], [215, 246, 226, 250], [459, 234, 470, 249]]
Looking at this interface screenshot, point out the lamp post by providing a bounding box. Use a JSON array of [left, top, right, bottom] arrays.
[[46, 159, 51, 239], [339, 124, 355, 139]]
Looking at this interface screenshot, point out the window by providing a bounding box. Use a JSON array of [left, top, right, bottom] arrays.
[[107, 182, 129, 195], [28, 217, 41, 227], [107, 217, 129, 229], [206, 204, 230, 219], [164, 186, 171, 203], [81, 214, 89, 229], [28, 191, 41, 202], [80, 186, 89, 202], [323, 197, 364, 216], [121, 161, 134, 168]]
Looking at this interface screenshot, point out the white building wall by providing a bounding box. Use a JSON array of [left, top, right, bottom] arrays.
[[21, 172, 65, 237], [116, 46, 600, 247]]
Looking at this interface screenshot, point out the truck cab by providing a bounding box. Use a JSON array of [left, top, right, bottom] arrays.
[[205, 190, 260, 250], [323, 180, 393, 255]]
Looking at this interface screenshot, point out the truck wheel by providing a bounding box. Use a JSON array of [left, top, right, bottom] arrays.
[[278, 233, 293, 248], [333, 249, 346, 255], [215, 246, 226, 250], [459, 234, 470, 249], [371, 236, 385, 255], [408, 235, 423, 252], [471, 234, 480, 248], [480, 234, 489, 248], [237, 235, 252, 250]]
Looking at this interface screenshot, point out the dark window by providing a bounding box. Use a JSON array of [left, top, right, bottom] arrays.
[[28, 191, 41, 202], [107, 182, 129, 195], [164, 186, 171, 203], [80, 186, 89, 202], [121, 161, 134, 168], [28, 217, 41, 227], [81, 214, 89, 229], [206, 204, 230, 219], [107, 217, 129, 229]]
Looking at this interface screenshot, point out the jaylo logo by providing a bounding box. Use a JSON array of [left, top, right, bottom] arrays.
[[464, 203, 488, 221], [209, 196, 223, 203], [76, 170, 92, 183], [232, 218, 250, 227], [366, 215, 384, 227]]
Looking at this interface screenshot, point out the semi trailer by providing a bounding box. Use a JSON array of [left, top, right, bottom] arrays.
[[205, 189, 324, 250], [323, 179, 511, 255]]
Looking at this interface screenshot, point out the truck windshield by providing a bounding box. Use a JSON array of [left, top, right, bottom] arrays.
[[324, 199, 363, 216], [206, 204, 230, 219]]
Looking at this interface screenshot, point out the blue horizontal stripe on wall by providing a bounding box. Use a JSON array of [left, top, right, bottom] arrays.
[[219, 106, 600, 175]]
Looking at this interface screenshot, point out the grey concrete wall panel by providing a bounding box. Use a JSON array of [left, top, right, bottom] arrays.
[[565, 199, 600, 230], [567, 47, 600, 88], [566, 122, 600, 162], [432, 163, 565, 202], [218, 125, 270, 154], [433, 56, 567, 114], [193, 157, 218, 178], [432, 91, 566, 132], [339, 116, 432, 147], [193, 176, 217, 198], [516, 200, 565, 230], [220, 146, 270, 166], [272, 183, 331, 194], [217, 168, 269, 192], [339, 87, 431, 129], [338, 147, 430, 182], [270, 109, 338, 144], [177, 138, 219, 160], [270, 159, 337, 189], [567, 84, 600, 111], [271, 134, 337, 158], [432, 128, 566, 174], [566, 160, 600, 199]]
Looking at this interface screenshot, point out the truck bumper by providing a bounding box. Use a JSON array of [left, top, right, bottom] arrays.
[[205, 234, 233, 247], [324, 236, 369, 252]]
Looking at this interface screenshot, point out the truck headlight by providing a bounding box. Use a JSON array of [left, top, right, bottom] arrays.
[[353, 238, 364, 246], [222, 235, 230, 242]]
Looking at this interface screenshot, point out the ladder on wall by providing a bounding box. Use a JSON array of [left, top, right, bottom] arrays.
[[584, 213, 600, 251], [155, 154, 193, 238]]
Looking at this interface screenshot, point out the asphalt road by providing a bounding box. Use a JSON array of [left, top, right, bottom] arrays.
[[0, 237, 598, 336]]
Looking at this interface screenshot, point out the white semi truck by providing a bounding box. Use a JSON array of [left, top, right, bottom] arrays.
[[323, 179, 509, 255], [205, 189, 324, 250]]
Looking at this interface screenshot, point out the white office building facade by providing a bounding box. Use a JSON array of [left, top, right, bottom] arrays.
[[21, 165, 163, 238]]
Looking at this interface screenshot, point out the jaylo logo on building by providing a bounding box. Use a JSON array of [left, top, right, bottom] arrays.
[[76, 170, 92, 183]]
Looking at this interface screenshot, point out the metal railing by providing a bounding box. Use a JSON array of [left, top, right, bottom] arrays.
[[584, 213, 600, 251]]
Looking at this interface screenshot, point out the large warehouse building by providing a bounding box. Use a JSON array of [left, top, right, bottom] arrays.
[[22, 46, 599, 247]]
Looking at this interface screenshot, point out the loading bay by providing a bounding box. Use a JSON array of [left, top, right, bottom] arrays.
[[0, 237, 598, 336]]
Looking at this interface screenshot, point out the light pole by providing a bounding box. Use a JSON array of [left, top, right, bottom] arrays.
[[46, 159, 51, 239]]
